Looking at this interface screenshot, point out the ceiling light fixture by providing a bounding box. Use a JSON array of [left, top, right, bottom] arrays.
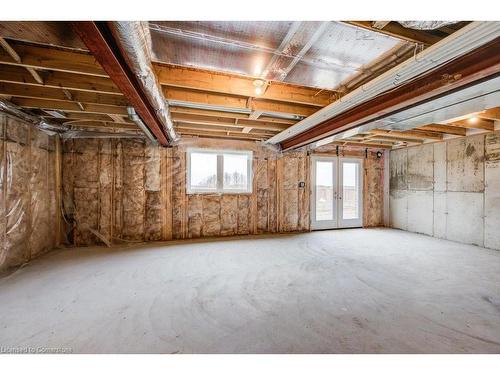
[[468, 116, 479, 124], [253, 79, 266, 96]]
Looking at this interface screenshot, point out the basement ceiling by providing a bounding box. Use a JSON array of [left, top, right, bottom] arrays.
[[148, 21, 402, 90]]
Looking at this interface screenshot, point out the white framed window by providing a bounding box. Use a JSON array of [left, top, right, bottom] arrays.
[[186, 148, 253, 194]]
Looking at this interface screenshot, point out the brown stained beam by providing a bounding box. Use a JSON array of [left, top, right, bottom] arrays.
[[154, 63, 333, 107], [281, 37, 500, 150], [418, 124, 467, 136], [346, 21, 443, 45], [72, 21, 170, 145]]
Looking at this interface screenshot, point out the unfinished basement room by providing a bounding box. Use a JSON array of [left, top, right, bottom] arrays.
[[1, 11, 500, 359]]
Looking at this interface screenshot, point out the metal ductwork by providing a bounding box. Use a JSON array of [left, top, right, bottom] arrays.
[[398, 21, 458, 30], [0, 98, 68, 135], [127, 107, 158, 144], [108, 21, 178, 143]]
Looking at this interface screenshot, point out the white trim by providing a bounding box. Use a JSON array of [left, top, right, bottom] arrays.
[[310, 156, 338, 230], [186, 148, 253, 194], [339, 158, 364, 228], [310, 156, 364, 230]]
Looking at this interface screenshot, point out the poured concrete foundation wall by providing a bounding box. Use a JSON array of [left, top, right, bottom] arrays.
[[390, 129, 500, 250], [61, 137, 385, 247], [0, 114, 59, 273]]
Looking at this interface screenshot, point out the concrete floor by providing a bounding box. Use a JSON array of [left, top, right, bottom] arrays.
[[1, 228, 500, 353]]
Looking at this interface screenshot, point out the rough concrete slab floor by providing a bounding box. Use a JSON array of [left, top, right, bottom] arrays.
[[1, 228, 500, 353]]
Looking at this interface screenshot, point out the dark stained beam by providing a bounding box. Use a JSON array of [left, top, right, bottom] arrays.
[[71, 21, 171, 145]]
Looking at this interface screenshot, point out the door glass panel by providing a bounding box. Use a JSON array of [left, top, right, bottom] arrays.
[[342, 162, 359, 219], [315, 161, 334, 221]]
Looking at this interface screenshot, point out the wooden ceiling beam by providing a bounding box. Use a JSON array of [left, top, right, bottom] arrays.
[[0, 40, 106, 77], [64, 120, 138, 130], [369, 128, 443, 140], [0, 64, 121, 95], [72, 21, 171, 145], [0, 37, 44, 84], [332, 141, 393, 149], [171, 112, 288, 132], [154, 63, 334, 107], [175, 122, 275, 135], [417, 124, 467, 136], [169, 106, 298, 125], [11, 97, 128, 116], [477, 107, 500, 121], [164, 86, 317, 117], [179, 129, 267, 141], [366, 135, 424, 144], [451, 118, 495, 131], [346, 21, 443, 45], [0, 81, 127, 107]]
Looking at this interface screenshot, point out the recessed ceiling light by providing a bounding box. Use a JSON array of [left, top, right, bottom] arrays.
[[468, 116, 479, 123]]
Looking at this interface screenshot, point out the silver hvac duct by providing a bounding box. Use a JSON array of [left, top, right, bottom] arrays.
[[108, 21, 179, 143], [398, 21, 458, 30], [127, 107, 158, 144], [0, 98, 68, 135]]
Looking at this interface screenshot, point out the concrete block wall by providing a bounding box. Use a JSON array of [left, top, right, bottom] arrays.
[[389, 129, 500, 250]]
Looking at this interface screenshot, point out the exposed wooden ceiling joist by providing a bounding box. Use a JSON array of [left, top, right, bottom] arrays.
[[171, 112, 288, 132], [478, 108, 500, 121], [9, 96, 128, 116], [0, 64, 121, 94], [417, 124, 467, 136], [0, 81, 127, 107], [369, 128, 443, 140], [164, 86, 317, 117], [154, 63, 334, 107], [0, 40, 106, 77], [451, 118, 495, 131]]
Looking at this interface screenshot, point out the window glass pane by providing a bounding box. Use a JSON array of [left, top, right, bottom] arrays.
[[190, 152, 217, 190], [342, 162, 359, 219], [315, 161, 334, 221], [223, 153, 248, 190]]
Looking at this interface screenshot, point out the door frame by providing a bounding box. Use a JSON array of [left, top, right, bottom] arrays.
[[338, 158, 364, 228], [310, 155, 338, 230], [310, 156, 364, 230]]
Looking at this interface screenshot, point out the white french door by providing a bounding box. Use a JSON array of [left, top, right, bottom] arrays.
[[311, 156, 363, 230]]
